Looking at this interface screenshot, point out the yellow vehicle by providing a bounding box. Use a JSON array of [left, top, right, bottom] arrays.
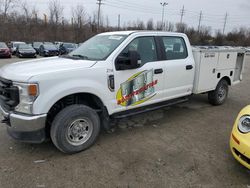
[[230, 105, 250, 169]]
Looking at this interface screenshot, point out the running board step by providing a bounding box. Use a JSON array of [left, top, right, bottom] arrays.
[[112, 97, 189, 119]]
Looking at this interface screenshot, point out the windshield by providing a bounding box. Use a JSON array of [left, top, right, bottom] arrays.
[[0, 42, 7, 48], [64, 43, 75, 48], [44, 42, 53, 45], [33, 42, 43, 48], [44, 44, 57, 50], [19, 44, 33, 49], [68, 35, 127, 60], [14, 42, 25, 47]]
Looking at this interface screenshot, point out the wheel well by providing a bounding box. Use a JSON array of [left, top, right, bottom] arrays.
[[221, 76, 231, 86], [45, 93, 104, 136]]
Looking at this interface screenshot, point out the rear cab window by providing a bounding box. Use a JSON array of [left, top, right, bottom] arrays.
[[161, 36, 188, 60]]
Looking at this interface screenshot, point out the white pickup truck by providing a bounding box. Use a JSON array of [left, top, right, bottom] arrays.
[[0, 31, 246, 153]]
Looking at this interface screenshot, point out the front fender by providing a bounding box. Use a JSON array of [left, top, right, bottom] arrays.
[[32, 79, 111, 115]]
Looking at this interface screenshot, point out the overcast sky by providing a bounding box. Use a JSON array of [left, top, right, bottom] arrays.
[[26, 0, 250, 33]]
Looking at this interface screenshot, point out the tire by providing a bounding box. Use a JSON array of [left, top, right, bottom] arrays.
[[50, 105, 100, 154], [208, 79, 229, 105]]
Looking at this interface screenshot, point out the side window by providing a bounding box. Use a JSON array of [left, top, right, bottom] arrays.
[[162, 37, 188, 60], [119, 37, 157, 66]]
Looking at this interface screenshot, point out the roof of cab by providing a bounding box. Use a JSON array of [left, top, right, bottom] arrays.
[[98, 30, 186, 37]]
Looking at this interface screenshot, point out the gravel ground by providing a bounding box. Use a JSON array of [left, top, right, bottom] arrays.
[[0, 56, 250, 188]]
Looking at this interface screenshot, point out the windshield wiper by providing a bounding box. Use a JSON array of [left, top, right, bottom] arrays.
[[59, 54, 90, 60], [72, 54, 89, 60]]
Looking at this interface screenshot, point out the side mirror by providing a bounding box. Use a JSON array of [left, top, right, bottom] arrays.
[[115, 51, 141, 70]]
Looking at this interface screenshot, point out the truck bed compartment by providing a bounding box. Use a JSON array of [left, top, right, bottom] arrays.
[[192, 48, 246, 94]]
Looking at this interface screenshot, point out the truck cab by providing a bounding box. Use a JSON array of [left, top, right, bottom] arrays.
[[0, 31, 246, 153]]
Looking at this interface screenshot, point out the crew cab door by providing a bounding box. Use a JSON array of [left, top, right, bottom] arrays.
[[159, 36, 195, 99], [113, 36, 166, 112]]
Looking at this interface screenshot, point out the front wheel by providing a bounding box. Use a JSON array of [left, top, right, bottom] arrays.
[[208, 79, 229, 105], [50, 105, 100, 154]]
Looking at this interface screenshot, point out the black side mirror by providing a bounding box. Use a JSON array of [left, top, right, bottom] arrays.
[[115, 51, 141, 70]]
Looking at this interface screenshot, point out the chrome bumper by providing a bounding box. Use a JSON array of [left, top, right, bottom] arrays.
[[0, 105, 46, 132]]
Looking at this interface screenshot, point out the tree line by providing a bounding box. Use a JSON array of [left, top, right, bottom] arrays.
[[0, 0, 250, 46]]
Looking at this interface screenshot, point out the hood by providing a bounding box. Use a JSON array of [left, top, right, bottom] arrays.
[[0, 57, 97, 81], [0, 48, 8, 51], [46, 48, 58, 51], [19, 49, 35, 53], [66, 48, 75, 52]]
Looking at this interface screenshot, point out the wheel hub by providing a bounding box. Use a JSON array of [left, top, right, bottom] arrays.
[[218, 85, 226, 100], [66, 118, 93, 146]]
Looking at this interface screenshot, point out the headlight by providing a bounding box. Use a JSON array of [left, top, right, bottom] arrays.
[[14, 82, 39, 114], [238, 115, 250, 133]]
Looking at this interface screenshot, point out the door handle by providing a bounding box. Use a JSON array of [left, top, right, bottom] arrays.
[[186, 65, 193, 70], [154, 68, 163, 74]]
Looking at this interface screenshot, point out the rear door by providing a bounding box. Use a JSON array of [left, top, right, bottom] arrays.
[[160, 36, 195, 99]]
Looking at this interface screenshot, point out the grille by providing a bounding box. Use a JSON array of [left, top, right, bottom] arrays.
[[233, 148, 250, 165], [0, 77, 19, 111]]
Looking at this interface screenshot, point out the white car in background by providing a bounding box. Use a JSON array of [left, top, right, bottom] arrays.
[[9, 41, 26, 55]]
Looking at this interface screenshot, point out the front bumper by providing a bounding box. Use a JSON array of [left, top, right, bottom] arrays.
[[0, 52, 11, 57], [0, 105, 47, 143], [46, 51, 59, 56], [19, 53, 36, 57], [230, 131, 250, 170]]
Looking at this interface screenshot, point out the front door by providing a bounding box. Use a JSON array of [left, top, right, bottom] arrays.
[[113, 36, 166, 113]]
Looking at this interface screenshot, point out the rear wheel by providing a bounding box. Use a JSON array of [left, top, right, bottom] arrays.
[[50, 105, 100, 154], [208, 79, 229, 105]]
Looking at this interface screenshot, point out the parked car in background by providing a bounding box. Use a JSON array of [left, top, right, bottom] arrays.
[[54, 41, 63, 49], [9, 41, 26, 55], [16, 44, 36, 58], [59, 43, 77, 55], [0, 42, 11, 58], [32, 42, 43, 54], [39, 44, 59, 57]]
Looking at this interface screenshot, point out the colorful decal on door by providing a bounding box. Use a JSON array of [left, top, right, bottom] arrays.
[[116, 69, 158, 107]]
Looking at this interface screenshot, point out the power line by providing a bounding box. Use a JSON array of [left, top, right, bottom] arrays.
[[104, 3, 162, 15]]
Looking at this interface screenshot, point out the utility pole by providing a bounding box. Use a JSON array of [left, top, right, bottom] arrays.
[[223, 12, 228, 35], [62, 17, 65, 40], [180, 5, 185, 23], [96, 0, 103, 31], [160, 2, 168, 30], [43, 14, 47, 26], [198, 11, 202, 33], [118, 14, 121, 30]]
